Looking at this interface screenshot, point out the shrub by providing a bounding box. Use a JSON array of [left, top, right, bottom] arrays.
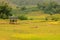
[[18, 15, 28, 20], [21, 6, 27, 11], [30, 18, 33, 20], [45, 17, 48, 21], [51, 17, 59, 21]]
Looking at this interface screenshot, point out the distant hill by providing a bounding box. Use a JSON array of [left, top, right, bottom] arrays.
[[0, 0, 17, 9], [0, 0, 60, 8], [8, 0, 60, 6], [0, 0, 60, 6]]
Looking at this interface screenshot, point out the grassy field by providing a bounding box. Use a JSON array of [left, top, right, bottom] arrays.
[[0, 20, 60, 40]]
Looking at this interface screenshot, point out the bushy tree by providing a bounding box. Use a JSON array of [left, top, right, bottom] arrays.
[[0, 2, 12, 19], [37, 1, 60, 14]]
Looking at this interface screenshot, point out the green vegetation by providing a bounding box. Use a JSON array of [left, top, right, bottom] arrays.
[[0, 2, 12, 19], [37, 1, 60, 14], [18, 15, 28, 20], [21, 6, 27, 11], [0, 1, 60, 21], [9, 0, 60, 6]]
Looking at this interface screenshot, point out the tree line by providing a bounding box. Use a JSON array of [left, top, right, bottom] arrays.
[[37, 1, 60, 15]]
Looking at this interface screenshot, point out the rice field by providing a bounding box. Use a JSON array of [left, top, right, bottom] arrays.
[[0, 19, 60, 40]]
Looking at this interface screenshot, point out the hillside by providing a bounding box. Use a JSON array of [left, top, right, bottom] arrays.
[[0, 0, 60, 7], [8, 0, 60, 6], [0, 0, 60, 6]]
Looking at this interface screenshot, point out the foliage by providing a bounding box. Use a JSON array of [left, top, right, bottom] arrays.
[[51, 17, 59, 21], [37, 1, 60, 14], [21, 6, 27, 11], [18, 15, 28, 20], [0, 2, 12, 19]]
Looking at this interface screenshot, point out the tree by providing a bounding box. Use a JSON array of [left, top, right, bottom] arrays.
[[0, 2, 12, 19], [37, 1, 60, 15]]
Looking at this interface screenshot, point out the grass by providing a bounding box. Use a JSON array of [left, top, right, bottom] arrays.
[[0, 20, 60, 40]]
